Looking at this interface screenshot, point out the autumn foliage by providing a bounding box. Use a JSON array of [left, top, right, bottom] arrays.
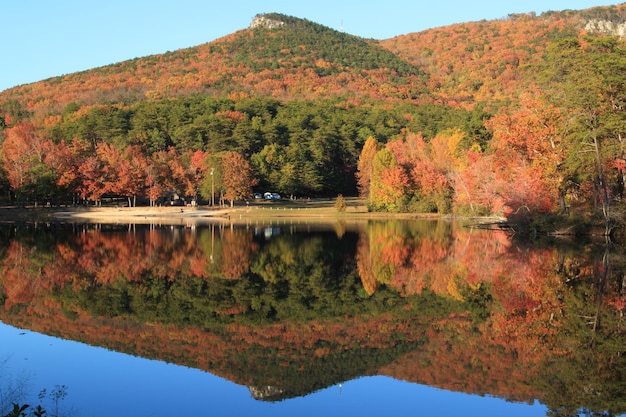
[[0, 220, 624, 412], [3, 5, 626, 218]]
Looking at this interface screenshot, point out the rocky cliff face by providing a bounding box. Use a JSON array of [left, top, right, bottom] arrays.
[[584, 18, 626, 37], [249, 14, 285, 30]]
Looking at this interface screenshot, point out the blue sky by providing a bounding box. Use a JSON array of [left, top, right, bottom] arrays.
[[0, 0, 617, 92]]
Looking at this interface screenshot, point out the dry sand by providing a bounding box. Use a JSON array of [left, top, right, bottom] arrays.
[[0, 198, 466, 225]]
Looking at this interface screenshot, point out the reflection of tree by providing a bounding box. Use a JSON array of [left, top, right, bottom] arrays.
[[220, 227, 258, 279], [355, 220, 514, 299], [355, 220, 626, 415], [193, 225, 258, 279], [1, 223, 626, 413], [535, 244, 626, 416], [356, 234, 378, 295], [246, 232, 365, 321]]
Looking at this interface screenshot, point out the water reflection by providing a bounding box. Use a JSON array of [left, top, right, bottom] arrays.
[[0, 220, 624, 416]]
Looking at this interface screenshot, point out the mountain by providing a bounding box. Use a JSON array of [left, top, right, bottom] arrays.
[[0, 12, 427, 120], [379, 3, 626, 109], [1, 5, 625, 122]]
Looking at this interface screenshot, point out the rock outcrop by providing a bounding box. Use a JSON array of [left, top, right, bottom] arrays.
[[250, 14, 285, 30], [584, 18, 626, 37]]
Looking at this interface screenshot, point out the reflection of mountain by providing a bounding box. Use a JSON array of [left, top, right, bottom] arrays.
[[0, 222, 625, 412]]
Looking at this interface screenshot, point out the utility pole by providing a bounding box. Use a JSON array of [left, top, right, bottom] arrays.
[[210, 167, 215, 207]]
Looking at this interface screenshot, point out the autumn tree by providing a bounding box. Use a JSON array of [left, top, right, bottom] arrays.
[[118, 145, 148, 207], [1, 123, 39, 193], [96, 143, 120, 194], [222, 151, 258, 207], [74, 141, 126, 204], [146, 149, 175, 206], [56, 137, 94, 205], [0, 122, 60, 204], [76, 154, 106, 205], [169, 149, 209, 204], [452, 151, 502, 216], [356, 136, 380, 198], [368, 147, 409, 212], [389, 131, 454, 213], [486, 92, 564, 217], [538, 35, 626, 227], [188, 150, 211, 203]]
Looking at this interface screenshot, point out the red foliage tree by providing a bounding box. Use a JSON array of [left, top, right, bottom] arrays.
[[0, 122, 55, 200], [117, 145, 148, 206]]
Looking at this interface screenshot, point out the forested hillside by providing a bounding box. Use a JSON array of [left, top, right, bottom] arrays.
[[380, 4, 626, 109], [2, 5, 626, 226], [0, 13, 427, 117]]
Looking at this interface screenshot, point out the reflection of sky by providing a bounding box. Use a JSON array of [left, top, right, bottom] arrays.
[[1, 322, 548, 417]]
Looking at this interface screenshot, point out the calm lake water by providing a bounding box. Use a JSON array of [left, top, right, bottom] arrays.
[[0, 219, 624, 417]]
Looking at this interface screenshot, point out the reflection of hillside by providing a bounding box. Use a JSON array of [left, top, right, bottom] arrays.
[[0, 222, 625, 412]]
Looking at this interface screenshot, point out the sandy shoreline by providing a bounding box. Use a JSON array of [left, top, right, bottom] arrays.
[[49, 205, 410, 225], [53, 206, 232, 221], [0, 201, 368, 225], [0, 200, 500, 226]]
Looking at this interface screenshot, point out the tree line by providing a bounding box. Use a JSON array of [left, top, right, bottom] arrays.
[[2, 34, 626, 224], [0, 95, 480, 206], [356, 35, 626, 225]]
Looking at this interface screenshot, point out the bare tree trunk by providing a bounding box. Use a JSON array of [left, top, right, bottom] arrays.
[[592, 134, 611, 235]]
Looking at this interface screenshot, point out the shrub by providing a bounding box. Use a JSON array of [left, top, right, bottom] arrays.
[[335, 194, 347, 212]]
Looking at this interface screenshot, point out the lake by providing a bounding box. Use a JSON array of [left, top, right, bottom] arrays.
[[0, 219, 624, 416]]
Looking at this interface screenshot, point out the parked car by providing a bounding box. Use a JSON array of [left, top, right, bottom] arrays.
[[253, 193, 263, 199], [264, 192, 281, 200]]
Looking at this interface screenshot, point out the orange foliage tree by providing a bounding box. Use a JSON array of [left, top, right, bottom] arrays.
[[222, 151, 258, 206], [486, 93, 565, 217], [356, 136, 380, 198]]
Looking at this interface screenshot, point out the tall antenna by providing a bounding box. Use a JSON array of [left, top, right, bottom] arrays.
[[341, 19, 344, 32]]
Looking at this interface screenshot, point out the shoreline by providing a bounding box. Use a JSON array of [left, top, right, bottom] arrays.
[[0, 202, 503, 226]]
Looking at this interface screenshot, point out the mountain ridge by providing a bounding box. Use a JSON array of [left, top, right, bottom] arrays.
[[0, 12, 427, 119], [3, 4, 625, 122]]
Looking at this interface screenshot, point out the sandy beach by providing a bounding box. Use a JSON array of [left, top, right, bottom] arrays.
[[0, 198, 391, 225], [0, 198, 482, 225]]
